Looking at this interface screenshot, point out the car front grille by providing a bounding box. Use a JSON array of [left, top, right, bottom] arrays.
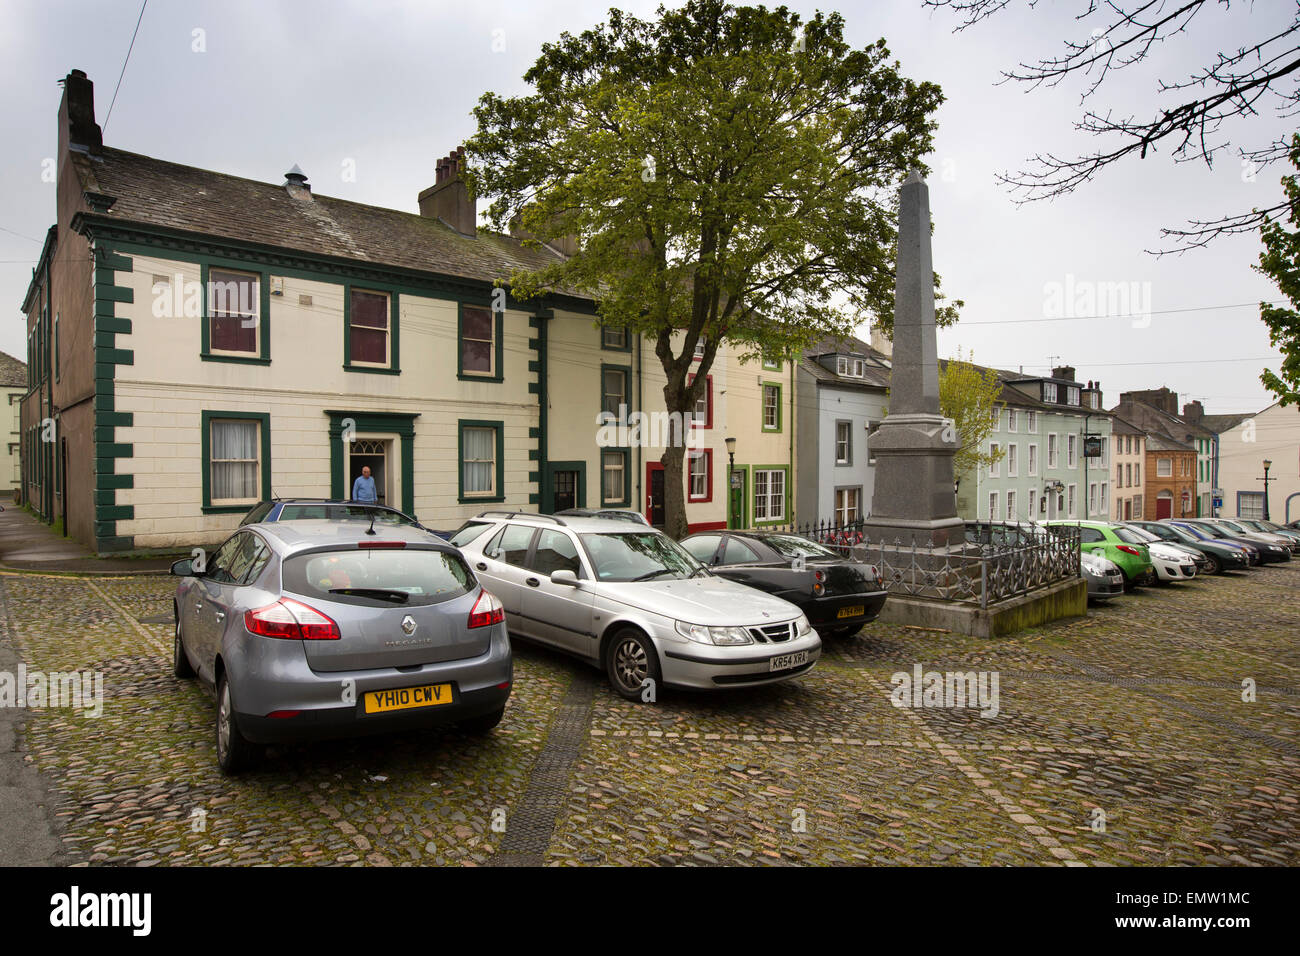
[[748, 622, 795, 643]]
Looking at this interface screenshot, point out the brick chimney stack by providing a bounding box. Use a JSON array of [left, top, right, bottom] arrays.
[[418, 146, 477, 238], [58, 69, 102, 161], [1183, 400, 1204, 424]]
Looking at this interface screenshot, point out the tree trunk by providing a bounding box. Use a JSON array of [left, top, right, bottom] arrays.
[[661, 442, 688, 540]]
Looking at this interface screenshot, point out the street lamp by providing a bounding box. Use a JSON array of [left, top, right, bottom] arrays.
[[1260, 458, 1274, 521], [725, 436, 737, 528]]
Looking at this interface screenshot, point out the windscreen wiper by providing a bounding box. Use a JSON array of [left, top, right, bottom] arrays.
[[328, 587, 410, 603]]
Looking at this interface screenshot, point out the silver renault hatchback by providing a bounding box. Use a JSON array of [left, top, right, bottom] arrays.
[[172, 520, 512, 773]]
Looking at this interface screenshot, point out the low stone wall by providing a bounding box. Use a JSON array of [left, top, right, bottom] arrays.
[[875, 576, 1087, 638]]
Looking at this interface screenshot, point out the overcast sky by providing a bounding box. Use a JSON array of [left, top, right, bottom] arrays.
[[1, 0, 1292, 414]]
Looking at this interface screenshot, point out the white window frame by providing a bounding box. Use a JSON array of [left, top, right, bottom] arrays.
[[1067, 483, 1077, 519], [1006, 489, 1017, 521], [988, 491, 998, 521], [1043, 382, 1058, 403], [1007, 408, 1018, 433], [1157, 458, 1172, 478], [989, 442, 1000, 478], [1067, 434, 1077, 469], [835, 421, 852, 465], [1047, 433, 1058, 469], [1007, 442, 1018, 477], [1028, 443, 1038, 477], [1027, 410, 1038, 434]]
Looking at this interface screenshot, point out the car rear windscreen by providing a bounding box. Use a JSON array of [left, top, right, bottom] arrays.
[[283, 548, 474, 607], [448, 521, 494, 547]]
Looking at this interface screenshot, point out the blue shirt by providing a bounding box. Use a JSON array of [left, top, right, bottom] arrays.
[[351, 475, 377, 503]]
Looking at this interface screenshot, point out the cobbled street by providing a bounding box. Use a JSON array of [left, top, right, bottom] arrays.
[[1, 564, 1297, 867]]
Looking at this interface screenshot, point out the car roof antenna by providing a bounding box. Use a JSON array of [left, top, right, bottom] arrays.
[[366, 512, 377, 536]]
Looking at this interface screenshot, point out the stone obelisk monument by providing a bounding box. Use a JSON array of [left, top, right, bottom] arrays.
[[861, 171, 965, 550]]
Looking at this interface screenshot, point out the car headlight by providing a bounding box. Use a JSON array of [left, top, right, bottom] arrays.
[[795, 614, 813, 637], [674, 621, 754, 645]]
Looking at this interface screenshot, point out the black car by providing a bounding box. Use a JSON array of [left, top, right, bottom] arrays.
[[679, 530, 886, 638], [1129, 520, 1248, 574]]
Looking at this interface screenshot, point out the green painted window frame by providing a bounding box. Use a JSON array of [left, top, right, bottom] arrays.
[[761, 381, 783, 432], [457, 302, 504, 382], [343, 283, 401, 375], [201, 410, 272, 514], [752, 464, 790, 526], [600, 447, 632, 507], [761, 353, 782, 372], [458, 419, 506, 504], [600, 323, 632, 353], [200, 262, 272, 366], [599, 363, 632, 423]]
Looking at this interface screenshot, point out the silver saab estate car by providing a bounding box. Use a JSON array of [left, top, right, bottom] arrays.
[[172, 521, 512, 773], [451, 512, 821, 700]]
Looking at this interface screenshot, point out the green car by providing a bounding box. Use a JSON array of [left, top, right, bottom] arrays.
[[1044, 520, 1156, 590]]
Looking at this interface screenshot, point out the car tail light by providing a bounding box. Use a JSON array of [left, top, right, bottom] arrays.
[[1116, 545, 1142, 556], [245, 598, 341, 640], [358, 541, 406, 549], [468, 589, 505, 629]]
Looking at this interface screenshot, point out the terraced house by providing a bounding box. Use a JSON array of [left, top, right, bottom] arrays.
[[19, 69, 791, 552], [959, 364, 1112, 524]]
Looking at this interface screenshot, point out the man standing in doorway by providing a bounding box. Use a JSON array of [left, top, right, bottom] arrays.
[[352, 466, 378, 504]]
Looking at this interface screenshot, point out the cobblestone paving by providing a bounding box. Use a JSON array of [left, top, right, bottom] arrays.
[[1, 562, 1297, 866]]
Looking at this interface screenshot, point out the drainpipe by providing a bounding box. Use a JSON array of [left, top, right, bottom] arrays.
[[636, 332, 643, 514], [789, 357, 795, 524]]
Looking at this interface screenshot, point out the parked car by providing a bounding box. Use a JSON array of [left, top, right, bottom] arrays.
[[678, 530, 887, 638], [1164, 520, 1263, 566], [1204, 517, 1299, 556], [171, 521, 513, 773], [1233, 518, 1300, 549], [1081, 550, 1125, 602], [1118, 524, 1199, 582], [239, 499, 433, 533], [1128, 520, 1249, 574], [455, 513, 821, 700], [554, 507, 651, 526], [1044, 520, 1156, 589], [1172, 519, 1291, 563]]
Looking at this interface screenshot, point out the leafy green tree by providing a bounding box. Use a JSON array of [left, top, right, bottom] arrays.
[[1256, 134, 1300, 408], [466, 0, 952, 537], [939, 351, 1005, 478]]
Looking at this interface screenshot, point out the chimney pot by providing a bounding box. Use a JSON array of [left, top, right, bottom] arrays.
[[419, 146, 477, 237]]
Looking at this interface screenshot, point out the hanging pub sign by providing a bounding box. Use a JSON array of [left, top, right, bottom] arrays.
[[1083, 436, 1103, 458]]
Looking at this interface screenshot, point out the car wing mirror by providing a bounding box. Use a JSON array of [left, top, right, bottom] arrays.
[[170, 558, 197, 577], [551, 570, 580, 587]]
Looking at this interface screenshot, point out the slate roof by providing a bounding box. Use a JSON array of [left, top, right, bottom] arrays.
[[70, 147, 575, 291], [1199, 412, 1254, 435], [801, 333, 891, 390], [0, 350, 26, 388]]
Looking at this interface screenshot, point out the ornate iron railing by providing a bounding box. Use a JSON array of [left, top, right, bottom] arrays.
[[752, 519, 1081, 609]]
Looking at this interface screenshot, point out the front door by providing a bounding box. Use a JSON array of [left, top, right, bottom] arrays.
[[647, 463, 665, 527], [1156, 495, 1172, 519], [347, 437, 392, 505]]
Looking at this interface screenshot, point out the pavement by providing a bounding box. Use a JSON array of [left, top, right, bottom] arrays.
[[0, 505, 182, 574], [0, 561, 1296, 866]]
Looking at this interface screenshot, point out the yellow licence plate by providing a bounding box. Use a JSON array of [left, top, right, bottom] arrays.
[[364, 683, 454, 714], [837, 605, 865, 619]]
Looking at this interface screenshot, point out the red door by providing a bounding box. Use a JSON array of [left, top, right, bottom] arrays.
[[1156, 496, 1172, 519]]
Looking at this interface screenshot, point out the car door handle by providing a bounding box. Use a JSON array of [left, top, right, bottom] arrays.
[[194, 601, 202, 610], [214, 611, 225, 622], [476, 562, 487, 571], [526, 577, 540, 587]]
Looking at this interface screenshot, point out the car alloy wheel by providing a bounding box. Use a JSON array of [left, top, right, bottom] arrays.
[[215, 673, 260, 774], [606, 629, 661, 701]]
